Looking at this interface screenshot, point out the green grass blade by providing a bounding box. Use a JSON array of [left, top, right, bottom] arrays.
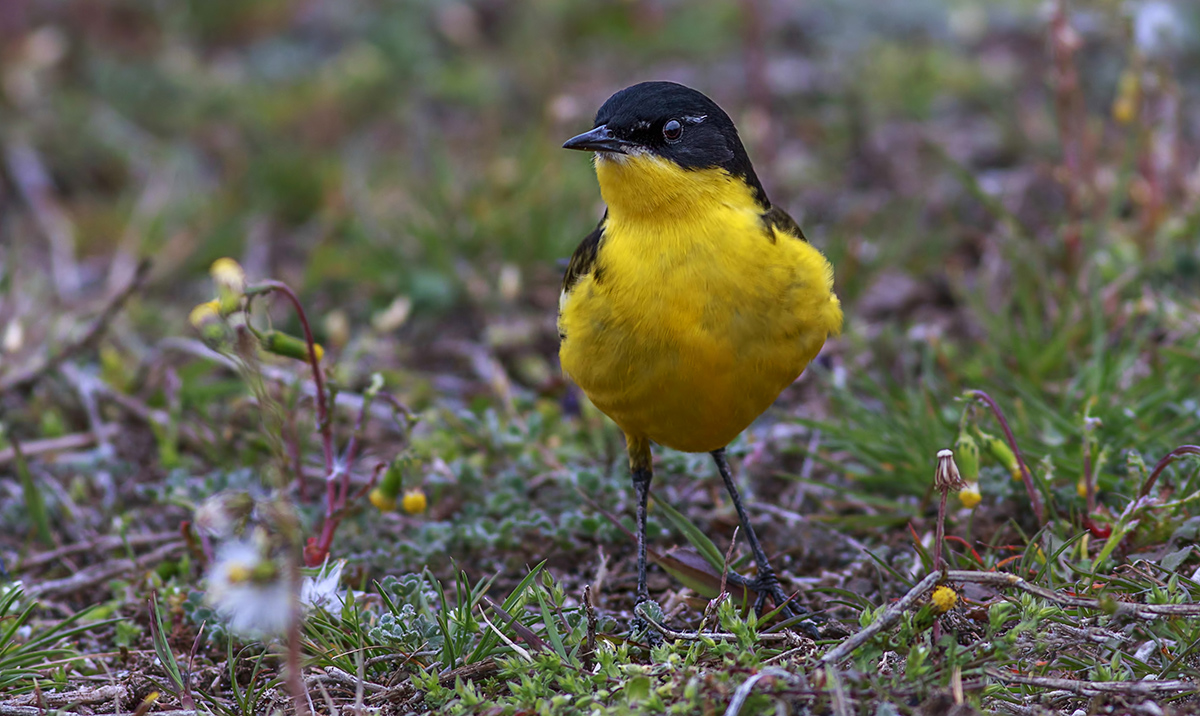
[[531, 582, 568, 661], [654, 494, 725, 572], [9, 436, 52, 546], [467, 560, 545, 663]]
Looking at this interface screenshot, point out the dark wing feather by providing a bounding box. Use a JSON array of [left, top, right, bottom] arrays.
[[561, 216, 606, 294], [761, 205, 808, 243]]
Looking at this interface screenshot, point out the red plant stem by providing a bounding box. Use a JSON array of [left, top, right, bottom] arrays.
[[1137, 446, 1200, 499], [966, 390, 1046, 525], [308, 391, 380, 565], [307, 462, 387, 567], [934, 490, 948, 571], [255, 280, 341, 566], [259, 281, 333, 478], [357, 461, 388, 501], [309, 515, 337, 567], [932, 491, 947, 646], [254, 281, 412, 566]]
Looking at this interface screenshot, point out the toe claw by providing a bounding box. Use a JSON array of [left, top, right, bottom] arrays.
[[746, 573, 805, 621]]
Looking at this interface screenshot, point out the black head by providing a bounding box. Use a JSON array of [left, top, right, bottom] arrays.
[[562, 81, 768, 206]]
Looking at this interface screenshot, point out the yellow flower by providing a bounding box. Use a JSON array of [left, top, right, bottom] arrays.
[[370, 456, 410, 512], [189, 300, 221, 329], [210, 258, 246, 293], [369, 488, 397, 512], [205, 539, 289, 636], [1112, 69, 1139, 125], [958, 483, 982, 509], [931, 585, 958, 614], [402, 487, 428, 515], [211, 258, 246, 313], [189, 300, 226, 343]]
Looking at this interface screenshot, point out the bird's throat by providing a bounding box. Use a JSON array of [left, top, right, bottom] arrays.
[[594, 153, 758, 220]]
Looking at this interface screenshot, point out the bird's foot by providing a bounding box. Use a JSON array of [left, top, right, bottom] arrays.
[[748, 572, 820, 639], [631, 599, 665, 648]]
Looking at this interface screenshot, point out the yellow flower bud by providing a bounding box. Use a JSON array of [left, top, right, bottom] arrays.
[[1113, 96, 1136, 125], [262, 330, 324, 363], [189, 300, 227, 343], [1076, 477, 1088, 499], [189, 300, 221, 329], [369, 488, 397, 512], [931, 585, 958, 614], [1112, 69, 1140, 125], [402, 488, 427, 515], [369, 455, 408, 513], [958, 483, 982, 509]]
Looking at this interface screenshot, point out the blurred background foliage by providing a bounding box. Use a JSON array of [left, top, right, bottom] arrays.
[[4, 0, 1200, 535]]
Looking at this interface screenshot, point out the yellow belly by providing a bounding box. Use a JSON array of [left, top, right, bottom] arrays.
[[559, 174, 841, 453]]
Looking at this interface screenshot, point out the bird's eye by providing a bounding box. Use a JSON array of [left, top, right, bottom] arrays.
[[662, 119, 683, 143]]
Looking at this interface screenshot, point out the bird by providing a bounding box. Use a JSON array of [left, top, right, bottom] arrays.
[[557, 81, 842, 626]]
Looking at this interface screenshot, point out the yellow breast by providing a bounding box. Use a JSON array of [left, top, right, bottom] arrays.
[[559, 153, 841, 453]]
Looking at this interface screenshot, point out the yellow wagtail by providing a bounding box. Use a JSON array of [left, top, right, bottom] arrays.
[[559, 81, 842, 623]]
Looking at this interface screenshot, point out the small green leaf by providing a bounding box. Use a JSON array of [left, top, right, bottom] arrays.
[[625, 675, 652, 704], [1161, 546, 1193, 573]]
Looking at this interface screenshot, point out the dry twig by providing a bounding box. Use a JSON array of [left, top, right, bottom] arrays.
[[0, 427, 120, 468], [0, 684, 126, 710], [723, 667, 804, 716], [823, 568, 1200, 667], [17, 531, 179, 571], [24, 541, 184, 597], [304, 667, 386, 694], [985, 668, 1195, 696], [819, 572, 942, 665]]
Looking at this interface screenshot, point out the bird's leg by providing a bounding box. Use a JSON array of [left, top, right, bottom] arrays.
[[627, 435, 662, 645], [711, 447, 799, 618], [632, 465, 652, 604]]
